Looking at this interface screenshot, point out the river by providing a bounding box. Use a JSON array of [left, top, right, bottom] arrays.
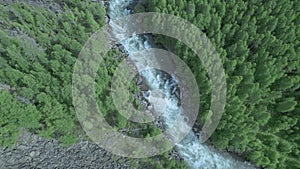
[[107, 0, 256, 168]]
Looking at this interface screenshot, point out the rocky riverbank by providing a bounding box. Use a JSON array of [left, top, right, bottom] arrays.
[[0, 129, 137, 169]]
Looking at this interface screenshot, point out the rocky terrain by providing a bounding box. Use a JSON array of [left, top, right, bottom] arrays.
[[0, 129, 137, 169]]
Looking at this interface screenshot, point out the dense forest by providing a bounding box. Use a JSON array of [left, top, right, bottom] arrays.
[[135, 0, 300, 168], [0, 1, 108, 146], [0, 1, 186, 168], [0, 0, 299, 169]]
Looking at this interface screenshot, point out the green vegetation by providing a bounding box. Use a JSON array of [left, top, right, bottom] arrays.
[[0, 1, 191, 167], [136, 0, 300, 168], [1, 0, 299, 169], [0, 1, 106, 146], [139, 152, 189, 169], [0, 1, 183, 167], [0, 90, 40, 147]]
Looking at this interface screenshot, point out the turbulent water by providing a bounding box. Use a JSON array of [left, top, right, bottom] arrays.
[[108, 0, 255, 168]]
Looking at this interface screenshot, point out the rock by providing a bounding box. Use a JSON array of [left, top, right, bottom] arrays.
[[17, 96, 30, 105], [29, 151, 35, 157], [0, 130, 136, 168], [174, 89, 181, 100], [116, 44, 127, 54], [136, 76, 143, 85], [0, 83, 11, 91], [105, 15, 110, 24]]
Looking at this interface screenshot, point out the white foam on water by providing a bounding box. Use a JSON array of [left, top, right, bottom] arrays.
[[108, 1, 256, 168]]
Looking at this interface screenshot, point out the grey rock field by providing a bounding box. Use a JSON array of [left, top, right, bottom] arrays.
[[0, 130, 137, 169]]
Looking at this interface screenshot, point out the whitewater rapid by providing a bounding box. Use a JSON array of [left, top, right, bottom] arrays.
[[107, 0, 256, 168]]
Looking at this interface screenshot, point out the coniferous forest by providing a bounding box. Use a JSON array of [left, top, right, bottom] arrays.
[[0, 1, 107, 146], [135, 0, 300, 168], [0, 0, 299, 169]]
